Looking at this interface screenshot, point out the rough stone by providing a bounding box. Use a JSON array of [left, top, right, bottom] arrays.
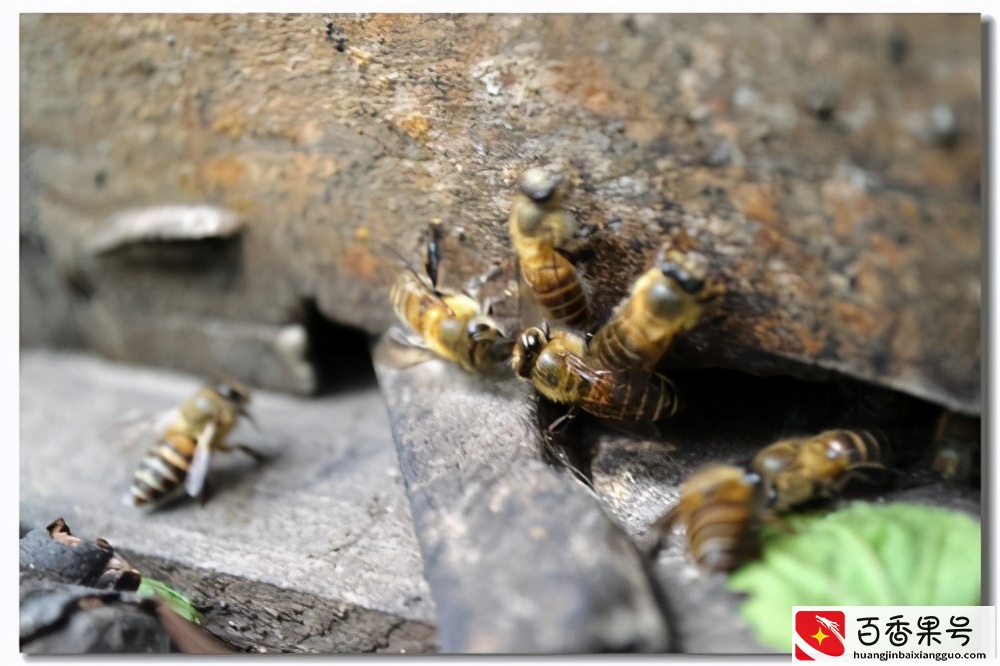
[[20, 14, 981, 413], [19, 349, 436, 651], [373, 340, 672, 653], [20, 577, 172, 655]]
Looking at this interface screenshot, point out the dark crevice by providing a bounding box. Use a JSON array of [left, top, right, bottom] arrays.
[[534, 366, 976, 493], [301, 298, 379, 395]]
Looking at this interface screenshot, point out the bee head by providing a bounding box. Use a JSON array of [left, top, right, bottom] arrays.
[[658, 260, 706, 296], [213, 377, 252, 407], [511, 326, 548, 379], [641, 250, 718, 325], [518, 168, 562, 204], [467, 316, 514, 372], [466, 316, 504, 343]]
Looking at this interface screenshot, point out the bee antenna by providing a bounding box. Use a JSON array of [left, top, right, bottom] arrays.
[[373, 241, 443, 294], [425, 221, 444, 289]]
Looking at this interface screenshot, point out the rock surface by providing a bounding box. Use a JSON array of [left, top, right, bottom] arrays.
[[20, 14, 981, 411], [19, 349, 436, 653], [373, 343, 674, 653]]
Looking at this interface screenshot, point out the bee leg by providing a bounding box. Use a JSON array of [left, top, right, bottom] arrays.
[[387, 326, 429, 350], [547, 408, 579, 435], [480, 294, 505, 317], [233, 443, 269, 463], [830, 462, 893, 496], [462, 265, 505, 303], [425, 220, 444, 289], [643, 507, 678, 559], [216, 441, 269, 463], [199, 477, 212, 506], [763, 513, 796, 534]]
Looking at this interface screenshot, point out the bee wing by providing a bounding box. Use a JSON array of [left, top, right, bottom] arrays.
[[515, 255, 546, 330], [104, 408, 180, 454], [559, 356, 672, 427], [555, 351, 625, 415], [184, 419, 217, 498], [374, 327, 440, 370], [553, 347, 604, 376], [650, 505, 681, 534]]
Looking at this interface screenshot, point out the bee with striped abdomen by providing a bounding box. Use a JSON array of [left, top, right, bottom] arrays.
[[652, 464, 766, 573], [387, 222, 513, 375], [128, 378, 263, 509], [511, 323, 681, 422], [928, 411, 980, 486], [588, 245, 719, 372], [508, 167, 590, 329], [750, 428, 890, 512], [657, 428, 891, 572]]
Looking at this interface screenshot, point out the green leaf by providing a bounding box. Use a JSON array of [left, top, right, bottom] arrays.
[[728, 502, 980, 652], [136, 578, 203, 624]]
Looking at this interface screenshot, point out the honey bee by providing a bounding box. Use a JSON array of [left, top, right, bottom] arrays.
[[128, 378, 262, 508], [511, 324, 681, 422], [508, 167, 590, 329], [657, 428, 889, 572], [929, 412, 980, 486], [653, 464, 766, 573], [388, 223, 512, 375], [750, 429, 889, 512], [589, 246, 719, 372]]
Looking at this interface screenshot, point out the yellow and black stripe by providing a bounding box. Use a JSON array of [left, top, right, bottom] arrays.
[[130, 434, 195, 506]]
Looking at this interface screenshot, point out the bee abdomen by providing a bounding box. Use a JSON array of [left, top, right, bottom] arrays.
[[129, 434, 194, 506], [825, 428, 886, 465], [590, 316, 654, 371], [525, 250, 589, 328], [390, 274, 433, 335], [687, 499, 759, 572], [638, 372, 681, 422], [584, 370, 679, 422]]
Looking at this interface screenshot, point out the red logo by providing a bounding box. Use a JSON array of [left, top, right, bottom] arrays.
[[794, 610, 846, 660]]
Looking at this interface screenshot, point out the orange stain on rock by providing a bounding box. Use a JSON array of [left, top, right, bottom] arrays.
[[869, 233, 901, 270], [201, 156, 245, 187], [830, 299, 879, 337], [556, 57, 628, 118], [398, 114, 432, 143], [343, 243, 380, 281], [212, 106, 250, 141], [821, 179, 876, 236], [790, 321, 825, 357], [293, 120, 326, 147], [734, 183, 781, 225], [625, 118, 667, 143]]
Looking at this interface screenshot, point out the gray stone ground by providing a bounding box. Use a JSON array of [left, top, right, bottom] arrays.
[[19, 349, 436, 652], [20, 347, 981, 654], [374, 348, 675, 653]]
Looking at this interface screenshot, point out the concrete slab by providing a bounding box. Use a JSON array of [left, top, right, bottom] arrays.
[[19, 349, 435, 651]]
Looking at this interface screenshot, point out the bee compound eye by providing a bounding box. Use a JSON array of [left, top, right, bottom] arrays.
[[659, 261, 705, 294], [468, 321, 492, 337], [519, 332, 539, 352]]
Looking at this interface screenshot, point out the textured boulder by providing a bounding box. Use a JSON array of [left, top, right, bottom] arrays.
[[20, 14, 981, 410]]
